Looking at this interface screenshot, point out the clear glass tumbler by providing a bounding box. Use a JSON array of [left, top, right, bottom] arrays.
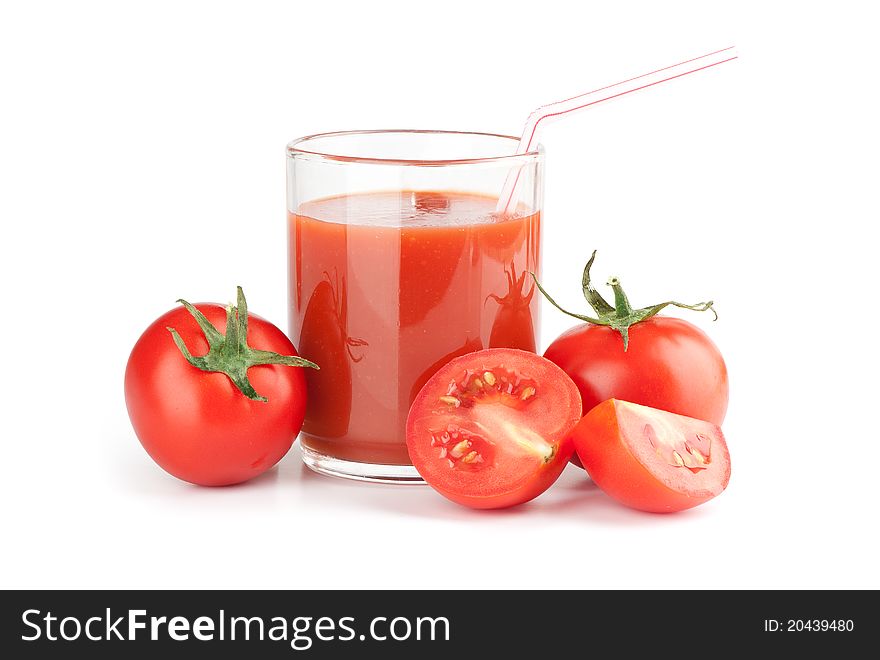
[[286, 130, 544, 483]]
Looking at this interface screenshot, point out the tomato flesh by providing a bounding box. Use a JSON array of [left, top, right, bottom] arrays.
[[572, 399, 730, 513], [406, 348, 582, 509]]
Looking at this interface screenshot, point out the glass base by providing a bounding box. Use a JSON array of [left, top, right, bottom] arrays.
[[300, 445, 426, 485]]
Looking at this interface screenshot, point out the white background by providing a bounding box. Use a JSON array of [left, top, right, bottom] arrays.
[[2, 1, 878, 589]]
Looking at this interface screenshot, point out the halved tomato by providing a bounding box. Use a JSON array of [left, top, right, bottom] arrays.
[[406, 348, 582, 509], [572, 399, 731, 513]]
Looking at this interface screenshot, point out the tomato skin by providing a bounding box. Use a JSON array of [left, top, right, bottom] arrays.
[[125, 304, 307, 486], [571, 399, 731, 513], [544, 317, 728, 425], [406, 348, 582, 509]]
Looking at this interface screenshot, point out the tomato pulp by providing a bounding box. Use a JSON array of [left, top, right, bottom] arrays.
[[289, 191, 541, 465], [572, 399, 731, 512], [407, 348, 582, 508]]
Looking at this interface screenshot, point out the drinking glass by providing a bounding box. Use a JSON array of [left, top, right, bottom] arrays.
[[287, 130, 544, 483]]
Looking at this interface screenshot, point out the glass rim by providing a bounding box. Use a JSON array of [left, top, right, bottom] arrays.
[[286, 129, 542, 166]]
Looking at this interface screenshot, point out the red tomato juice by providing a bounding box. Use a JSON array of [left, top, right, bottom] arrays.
[[288, 190, 540, 465]]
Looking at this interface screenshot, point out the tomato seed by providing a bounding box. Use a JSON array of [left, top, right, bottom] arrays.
[[461, 451, 481, 464], [483, 371, 497, 386], [688, 446, 708, 464], [520, 386, 536, 401], [450, 440, 470, 458], [692, 432, 713, 454]]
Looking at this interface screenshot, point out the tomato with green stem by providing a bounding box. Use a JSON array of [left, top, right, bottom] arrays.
[[535, 251, 728, 467], [125, 287, 317, 486]]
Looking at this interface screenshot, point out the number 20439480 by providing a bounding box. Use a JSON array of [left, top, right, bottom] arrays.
[[764, 620, 854, 632]]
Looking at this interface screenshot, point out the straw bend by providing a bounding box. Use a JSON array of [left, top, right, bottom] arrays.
[[497, 46, 738, 213]]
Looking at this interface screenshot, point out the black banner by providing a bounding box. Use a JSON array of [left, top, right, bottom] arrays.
[[0, 590, 871, 657]]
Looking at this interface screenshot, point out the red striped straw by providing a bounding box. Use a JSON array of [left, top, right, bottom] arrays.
[[497, 46, 738, 214]]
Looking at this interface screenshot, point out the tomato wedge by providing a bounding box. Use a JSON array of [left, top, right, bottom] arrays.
[[572, 399, 731, 512], [406, 348, 582, 509]]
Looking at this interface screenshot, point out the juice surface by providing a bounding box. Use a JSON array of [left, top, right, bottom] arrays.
[[288, 190, 541, 465]]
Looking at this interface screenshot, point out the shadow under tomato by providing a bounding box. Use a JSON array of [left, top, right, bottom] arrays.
[[118, 441, 283, 497], [299, 463, 713, 526]]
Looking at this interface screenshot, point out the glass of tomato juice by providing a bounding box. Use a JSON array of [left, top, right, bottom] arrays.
[[286, 130, 543, 483]]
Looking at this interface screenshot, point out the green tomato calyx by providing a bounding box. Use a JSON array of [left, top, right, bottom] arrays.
[[531, 251, 717, 351], [167, 286, 318, 402]]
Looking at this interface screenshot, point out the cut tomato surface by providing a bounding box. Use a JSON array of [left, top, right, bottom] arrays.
[[406, 348, 582, 509], [572, 399, 731, 513]]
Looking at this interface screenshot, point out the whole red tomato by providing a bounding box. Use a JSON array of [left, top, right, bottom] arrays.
[[545, 316, 728, 424], [536, 252, 728, 466], [125, 287, 317, 486]]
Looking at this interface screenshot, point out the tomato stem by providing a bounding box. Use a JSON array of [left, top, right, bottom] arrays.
[[532, 251, 718, 351], [167, 286, 318, 402]]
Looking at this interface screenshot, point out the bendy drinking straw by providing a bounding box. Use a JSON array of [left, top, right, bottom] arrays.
[[497, 46, 738, 213]]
